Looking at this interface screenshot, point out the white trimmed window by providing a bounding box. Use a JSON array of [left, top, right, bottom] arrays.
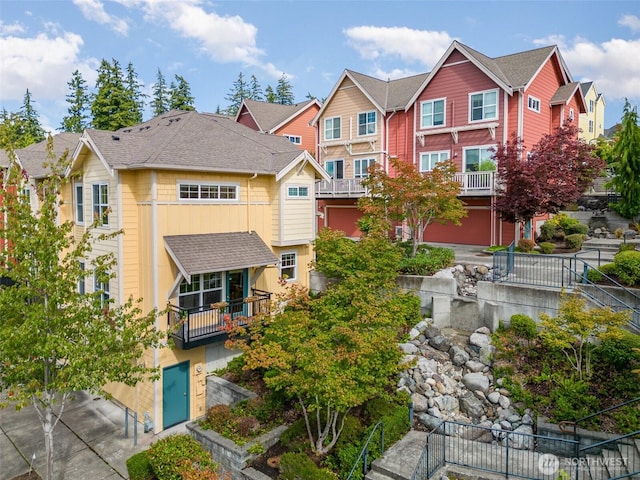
[[325, 159, 344, 179], [280, 252, 297, 281], [179, 273, 223, 309], [94, 272, 110, 307], [75, 183, 84, 224], [92, 183, 109, 226], [324, 117, 341, 140], [528, 96, 541, 113], [589, 120, 594, 133], [287, 185, 309, 198], [178, 183, 238, 201], [358, 111, 376, 136], [284, 134, 301, 145], [354, 158, 375, 178], [420, 151, 450, 172], [420, 99, 445, 128], [569, 108, 575, 121], [463, 146, 494, 172], [469, 89, 498, 121], [589, 100, 594, 113]]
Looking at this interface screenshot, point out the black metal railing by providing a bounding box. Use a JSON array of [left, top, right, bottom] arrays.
[[345, 422, 384, 480], [564, 397, 640, 436], [577, 431, 640, 480], [411, 424, 445, 480], [167, 289, 270, 349]]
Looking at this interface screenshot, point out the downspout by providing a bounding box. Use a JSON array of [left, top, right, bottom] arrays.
[[247, 173, 257, 234], [385, 110, 397, 170], [151, 170, 160, 433]]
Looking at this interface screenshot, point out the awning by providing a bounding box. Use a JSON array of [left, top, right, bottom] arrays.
[[164, 232, 278, 283]]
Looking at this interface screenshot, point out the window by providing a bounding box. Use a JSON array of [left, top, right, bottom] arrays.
[[287, 185, 309, 198], [94, 272, 110, 307], [280, 252, 297, 281], [75, 183, 84, 224], [420, 99, 445, 128], [284, 134, 301, 145], [569, 108, 575, 121], [325, 159, 344, 179], [589, 120, 594, 133], [92, 183, 109, 226], [179, 272, 223, 309], [469, 90, 498, 121], [420, 151, 450, 172], [527, 96, 541, 113], [358, 111, 376, 136], [324, 117, 341, 140], [354, 158, 375, 178], [464, 146, 494, 172], [78, 262, 85, 294], [589, 100, 594, 113], [178, 183, 238, 201], [21, 187, 31, 203]]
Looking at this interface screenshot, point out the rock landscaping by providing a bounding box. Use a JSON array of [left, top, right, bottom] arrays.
[[398, 322, 535, 448]]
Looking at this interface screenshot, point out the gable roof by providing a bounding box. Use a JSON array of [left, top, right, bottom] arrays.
[[164, 232, 278, 282], [550, 81, 583, 108], [235, 99, 321, 133], [580, 81, 594, 97], [10, 133, 81, 178], [74, 110, 329, 180]]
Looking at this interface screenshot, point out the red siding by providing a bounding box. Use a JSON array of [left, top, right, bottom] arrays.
[[274, 104, 320, 155], [237, 108, 260, 130]]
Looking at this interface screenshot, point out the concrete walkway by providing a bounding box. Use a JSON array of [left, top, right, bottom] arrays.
[[0, 391, 186, 480]]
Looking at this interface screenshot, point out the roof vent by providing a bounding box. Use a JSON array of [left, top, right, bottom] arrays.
[[112, 135, 120, 141]]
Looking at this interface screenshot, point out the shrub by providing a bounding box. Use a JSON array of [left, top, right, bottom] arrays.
[[538, 222, 557, 242], [565, 233, 585, 250], [599, 263, 616, 276], [612, 250, 640, 286], [126, 451, 154, 480], [517, 238, 536, 252], [618, 243, 637, 253], [398, 246, 454, 276], [549, 376, 599, 422], [147, 434, 219, 480], [539, 242, 555, 254], [585, 268, 603, 283], [279, 452, 334, 480], [564, 222, 588, 236], [615, 228, 625, 239], [509, 314, 537, 340], [596, 328, 640, 371]]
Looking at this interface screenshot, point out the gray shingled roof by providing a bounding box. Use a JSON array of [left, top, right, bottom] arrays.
[[14, 133, 81, 178], [85, 110, 305, 175], [164, 232, 278, 278], [550, 82, 580, 105], [347, 70, 429, 111], [493, 45, 557, 88], [241, 99, 317, 132], [580, 81, 594, 97]]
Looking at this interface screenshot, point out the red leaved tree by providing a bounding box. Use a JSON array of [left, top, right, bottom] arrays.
[[493, 123, 605, 235]]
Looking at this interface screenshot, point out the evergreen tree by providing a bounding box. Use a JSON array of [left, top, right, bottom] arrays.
[[60, 70, 90, 133], [0, 109, 28, 150], [248, 74, 263, 101], [20, 89, 46, 144], [125, 62, 145, 124], [264, 85, 276, 103], [609, 99, 640, 220], [169, 75, 195, 111], [224, 72, 249, 116], [151, 68, 170, 116], [275, 73, 294, 105], [91, 59, 134, 131]]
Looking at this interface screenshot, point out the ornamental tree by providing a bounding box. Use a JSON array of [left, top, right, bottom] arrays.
[[494, 124, 605, 232], [227, 229, 419, 455], [0, 138, 164, 480], [359, 157, 467, 257]]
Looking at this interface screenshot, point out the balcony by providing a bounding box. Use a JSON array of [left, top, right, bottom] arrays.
[[167, 290, 271, 350], [454, 171, 496, 196], [316, 178, 367, 198]]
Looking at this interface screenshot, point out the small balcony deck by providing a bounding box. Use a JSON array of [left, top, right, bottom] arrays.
[[167, 290, 271, 350], [316, 172, 496, 198]]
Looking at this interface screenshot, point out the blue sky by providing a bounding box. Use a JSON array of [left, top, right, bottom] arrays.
[[1, 0, 639, 134]]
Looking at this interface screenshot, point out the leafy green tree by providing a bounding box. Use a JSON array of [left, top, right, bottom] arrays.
[[227, 229, 418, 455], [91, 59, 136, 130], [608, 99, 640, 220], [224, 72, 249, 116], [151, 68, 170, 116], [0, 139, 164, 480], [169, 74, 195, 111], [60, 70, 90, 133], [359, 157, 467, 257], [125, 62, 145, 124], [0, 109, 29, 150], [592, 136, 615, 166], [275, 73, 294, 105]]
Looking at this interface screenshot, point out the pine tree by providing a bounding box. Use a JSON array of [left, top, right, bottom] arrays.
[[151, 68, 170, 116], [91, 59, 134, 130], [609, 99, 640, 220], [224, 72, 249, 116], [248, 75, 263, 101], [275, 73, 294, 105], [125, 62, 145, 124], [169, 75, 195, 111], [61, 70, 90, 133], [20, 89, 46, 144], [0, 109, 28, 150], [264, 85, 276, 103]]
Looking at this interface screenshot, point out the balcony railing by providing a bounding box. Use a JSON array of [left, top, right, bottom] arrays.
[[317, 178, 367, 197], [167, 289, 271, 350], [454, 171, 495, 195]]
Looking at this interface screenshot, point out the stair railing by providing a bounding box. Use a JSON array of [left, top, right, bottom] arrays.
[[561, 397, 640, 437], [345, 421, 384, 480]]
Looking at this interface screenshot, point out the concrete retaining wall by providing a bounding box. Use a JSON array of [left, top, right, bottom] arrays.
[[205, 375, 256, 411]]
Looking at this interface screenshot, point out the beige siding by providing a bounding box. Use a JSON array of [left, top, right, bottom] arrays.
[[278, 168, 316, 244]]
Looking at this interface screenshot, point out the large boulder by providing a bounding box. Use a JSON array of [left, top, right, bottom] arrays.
[[459, 392, 485, 419], [462, 372, 490, 393]]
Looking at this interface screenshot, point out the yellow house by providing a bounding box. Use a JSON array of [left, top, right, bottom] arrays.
[[579, 81, 606, 143], [63, 110, 330, 432]]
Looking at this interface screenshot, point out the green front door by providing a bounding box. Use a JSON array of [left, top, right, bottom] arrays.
[[162, 361, 189, 429], [227, 269, 247, 317]]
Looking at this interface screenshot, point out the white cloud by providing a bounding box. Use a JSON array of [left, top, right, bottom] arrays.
[[344, 26, 455, 68], [0, 32, 98, 101], [0, 21, 25, 36], [371, 67, 422, 81], [115, 0, 286, 79], [536, 35, 640, 102], [619, 14, 640, 32], [72, 0, 129, 35]]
